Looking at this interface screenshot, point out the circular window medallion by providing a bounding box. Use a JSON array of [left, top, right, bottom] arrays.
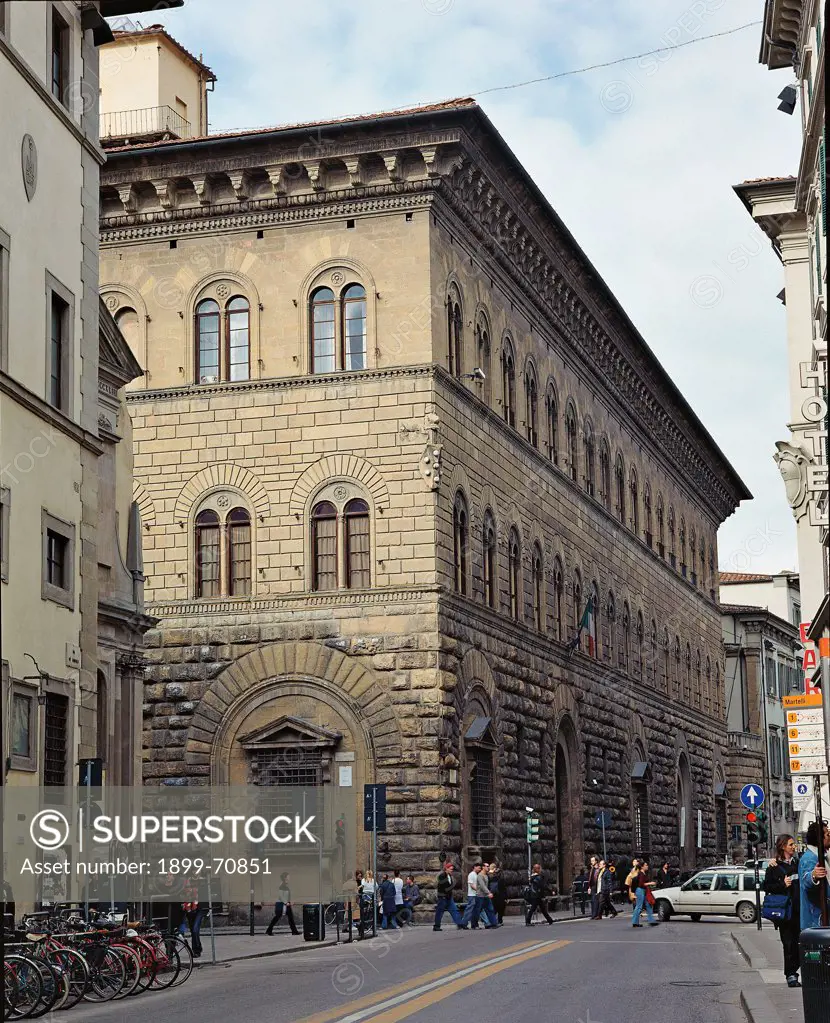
[[333, 485, 348, 501], [216, 283, 230, 299], [105, 295, 119, 311], [330, 271, 345, 286], [216, 495, 231, 508]]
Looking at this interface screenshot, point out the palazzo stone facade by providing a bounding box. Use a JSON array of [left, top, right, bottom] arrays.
[[98, 91, 750, 896]]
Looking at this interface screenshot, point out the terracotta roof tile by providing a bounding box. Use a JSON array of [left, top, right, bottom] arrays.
[[718, 602, 771, 614], [110, 24, 216, 79], [737, 176, 797, 186], [719, 572, 773, 583], [103, 97, 479, 154]]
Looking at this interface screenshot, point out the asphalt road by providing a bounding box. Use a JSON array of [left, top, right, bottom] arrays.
[[75, 915, 752, 1023]]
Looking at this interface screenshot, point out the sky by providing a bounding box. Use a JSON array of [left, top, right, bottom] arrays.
[[123, 0, 802, 575]]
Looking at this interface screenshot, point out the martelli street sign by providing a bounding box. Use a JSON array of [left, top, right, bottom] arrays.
[[784, 691, 826, 776]]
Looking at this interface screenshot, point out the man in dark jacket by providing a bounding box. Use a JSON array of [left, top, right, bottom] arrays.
[[488, 862, 507, 924], [597, 860, 619, 918], [525, 863, 555, 926], [433, 862, 464, 931], [379, 874, 399, 929], [587, 856, 601, 920]]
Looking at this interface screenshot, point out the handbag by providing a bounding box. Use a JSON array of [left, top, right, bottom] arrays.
[[761, 892, 792, 923], [645, 888, 655, 907]]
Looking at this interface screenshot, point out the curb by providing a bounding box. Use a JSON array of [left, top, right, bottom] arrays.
[[739, 987, 784, 1023], [198, 938, 338, 965], [730, 930, 770, 971]]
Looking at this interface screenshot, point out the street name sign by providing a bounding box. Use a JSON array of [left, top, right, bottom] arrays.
[[783, 692, 823, 709], [740, 784, 765, 809], [784, 693, 826, 776]]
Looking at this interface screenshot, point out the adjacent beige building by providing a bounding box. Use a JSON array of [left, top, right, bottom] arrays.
[[0, 1, 165, 812], [98, 33, 751, 897]]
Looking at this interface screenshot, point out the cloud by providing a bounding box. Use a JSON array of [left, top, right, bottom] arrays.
[[137, 0, 801, 571]]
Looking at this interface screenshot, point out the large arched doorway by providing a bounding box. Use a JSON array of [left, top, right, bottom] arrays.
[[554, 715, 580, 894]]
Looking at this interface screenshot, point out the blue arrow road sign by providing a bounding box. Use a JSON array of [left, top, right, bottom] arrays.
[[595, 811, 612, 828], [740, 784, 765, 809]]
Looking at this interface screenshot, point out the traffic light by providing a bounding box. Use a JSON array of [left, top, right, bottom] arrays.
[[745, 811, 759, 845], [335, 816, 346, 848], [755, 810, 768, 846], [526, 815, 540, 843]]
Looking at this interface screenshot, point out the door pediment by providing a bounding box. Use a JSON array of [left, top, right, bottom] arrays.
[[238, 715, 343, 751]]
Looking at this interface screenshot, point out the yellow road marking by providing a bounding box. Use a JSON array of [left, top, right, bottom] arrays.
[[365, 939, 570, 1023], [295, 939, 561, 1023]]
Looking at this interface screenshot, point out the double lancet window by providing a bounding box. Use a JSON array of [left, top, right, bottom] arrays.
[[311, 283, 367, 374], [196, 296, 250, 383], [309, 489, 371, 591], [195, 499, 252, 598]]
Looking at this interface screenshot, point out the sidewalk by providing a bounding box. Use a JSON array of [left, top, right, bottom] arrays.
[[731, 923, 805, 1023]]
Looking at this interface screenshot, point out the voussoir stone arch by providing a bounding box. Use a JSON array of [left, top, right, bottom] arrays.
[[174, 463, 271, 524], [452, 648, 501, 740], [447, 462, 473, 504], [132, 479, 156, 529], [289, 454, 390, 516], [185, 640, 403, 777]]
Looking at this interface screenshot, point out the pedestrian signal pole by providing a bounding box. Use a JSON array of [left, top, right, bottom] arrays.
[[526, 809, 540, 878]]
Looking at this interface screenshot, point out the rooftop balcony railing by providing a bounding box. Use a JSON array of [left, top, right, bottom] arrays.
[[100, 105, 192, 142], [727, 730, 764, 754]]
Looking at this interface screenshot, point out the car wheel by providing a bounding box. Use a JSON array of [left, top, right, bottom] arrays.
[[689, 913, 702, 922], [737, 901, 757, 924], [655, 900, 672, 922]]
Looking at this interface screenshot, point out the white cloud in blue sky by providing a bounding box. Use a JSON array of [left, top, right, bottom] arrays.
[[136, 0, 802, 574]]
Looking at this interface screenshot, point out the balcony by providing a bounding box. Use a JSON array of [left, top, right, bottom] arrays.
[[727, 731, 764, 754], [100, 106, 192, 146]]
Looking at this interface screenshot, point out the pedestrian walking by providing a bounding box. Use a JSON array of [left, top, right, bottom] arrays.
[[460, 864, 482, 929], [587, 856, 601, 919], [624, 858, 641, 913], [488, 862, 507, 924], [392, 869, 405, 924], [178, 876, 205, 958], [798, 820, 829, 931], [434, 862, 464, 930], [654, 861, 672, 889], [525, 863, 555, 926], [379, 874, 399, 929], [598, 860, 618, 919], [401, 875, 421, 925], [477, 864, 500, 928], [573, 868, 589, 916], [763, 834, 801, 987], [265, 871, 300, 936], [359, 869, 377, 934], [630, 860, 659, 928]]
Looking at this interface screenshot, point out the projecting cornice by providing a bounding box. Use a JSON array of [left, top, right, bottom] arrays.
[[760, 0, 805, 69]]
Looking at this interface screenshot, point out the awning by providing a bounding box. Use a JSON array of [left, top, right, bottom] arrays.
[[630, 761, 652, 782], [714, 781, 727, 797]]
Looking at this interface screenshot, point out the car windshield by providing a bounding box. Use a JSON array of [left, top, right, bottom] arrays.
[[682, 872, 715, 891]]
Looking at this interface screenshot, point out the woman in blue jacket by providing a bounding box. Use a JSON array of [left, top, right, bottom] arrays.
[[798, 820, 829, 929]]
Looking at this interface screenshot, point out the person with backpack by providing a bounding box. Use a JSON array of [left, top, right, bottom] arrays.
[[525, 863, 555, 926], [763, 834, 800, 988], [433, 862, 464, 931]]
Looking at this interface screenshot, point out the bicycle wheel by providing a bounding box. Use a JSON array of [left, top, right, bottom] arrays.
[[108, 946, 142, 999], [16, 959, 60, 1021], [149, 944, 181, 991], [45, 949, 88, 1011], [3, 956, 44, 1020], [125, 937, 158, 995], [82, 949, 126, 1003], [160, 935, 191, 988]]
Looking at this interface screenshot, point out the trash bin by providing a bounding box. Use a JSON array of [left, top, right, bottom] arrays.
[[800, 927, 830, 1021], [303, 903, 325, 942]]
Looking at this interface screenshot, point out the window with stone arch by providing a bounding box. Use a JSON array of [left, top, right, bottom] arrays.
[[453, 489, 470, 596], [679, 517, 688, 578], [508, 527, 521, 620], [699, 538, 706, 591], [615, 454, 626, 523], [708, 546, 716, 598], [668, 506, 677, 569], [482, 509, 497, 609], [565, 403, 578, 483], [524, 363, 539, 448], [501, 337, 516, 429], [650, 619, 658, 686], [193, 493, 253, 599], [552, 555, 564, 640], [635, 611, 644, 677], [584, 421, 596, 497], [694, 650, 702, 709], [684, 642, 692, 703], [621, 601, 631, 671], [195, 293, 251, 383], [705, 657, 712, 713], [310, 279, 367, 374], [690, 528, 698, 586], [714, 662, 721, 715], [605, 591, 616, 663], [475, 312, 492, 404], [629, 466, 639, 535], [599, 438, 611, 509], [447, 283, 464, 378], [572, 568, 582, 640], [532, 542, 544, 631], [545, 382, 559, 465], [673, 635, 681, 700], [587, 581, 599, 657], [663, 628, 671, 693], [309, 483, 371, 591], [643, 482, 653, 548], [656, 493, 665, 558]]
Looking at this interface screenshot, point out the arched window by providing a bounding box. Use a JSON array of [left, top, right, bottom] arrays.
[[476, 317, 491, 404], [483, 511, 496, 608], [227, 507, 252, 596], [344, 498, 370, 588], [699, 538, 706, 591], [705, 657, 712, 713], [587, 582, 599, 657], [643, 483, 653, 548], [508, 527, 521, 620], [615, 455, 626, 523], [546, 385, 559, 465], [502, 340, 516, 428], [227, 296, 251, 381], [453, 491, 469, 596], [311, 501, 338, 591], [673, 636, 681, 699], [532, 542, 544, 631], [342, 284, 367, 370], [565, 405, 578, 482], [572, 569, 582, 639], [629, 467, 639, 535], [195, 298, 221, 382], [708, 546, 716, 598], [621, 602, 631, 671], [311, 287, 336, 374], [195, 508, 220, 598], [714, 663, 721, 716], [690, 528, 697, 586], [679, 518, 688, 578], [96, 670, 108, 763], [584, 424, 596, 497], [114, 306, 140, 353], [656, 493, 664, 557], [525, 368, 539, 447], [605, 592, 616, 663], [447, 287, 463, 378], [599, 440, 611, 509], [635, 611, 644, 677], [663, 628, 671, 693], [553, 556, 564, 640], [668, 506, 676, 569], [650, 620, 658, 686], [684, 643, 692, 702], [694, 650, 702, 708]]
